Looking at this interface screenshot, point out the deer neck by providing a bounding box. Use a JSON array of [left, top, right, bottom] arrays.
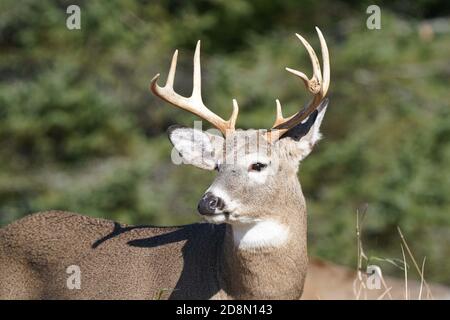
[[217, 193, 308, 299]]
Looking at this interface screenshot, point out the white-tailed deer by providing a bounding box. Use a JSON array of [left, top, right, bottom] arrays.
[[0, 28, 330, 299]]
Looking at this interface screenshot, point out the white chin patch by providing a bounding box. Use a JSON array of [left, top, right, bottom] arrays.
[[232, 220, 289, 250], [203, 214, 227, 224]]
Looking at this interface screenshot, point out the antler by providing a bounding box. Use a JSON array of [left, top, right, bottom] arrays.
[[150, 41, 238, 136], [265, 27, 330, 141]]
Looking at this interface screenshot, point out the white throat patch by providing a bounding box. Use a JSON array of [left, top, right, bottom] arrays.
[[232, 220, 289, 250]]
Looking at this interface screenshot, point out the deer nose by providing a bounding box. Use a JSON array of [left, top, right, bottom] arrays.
[[197, 192, 225, 215]]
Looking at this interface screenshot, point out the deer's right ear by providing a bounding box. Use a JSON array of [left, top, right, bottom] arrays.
[[168, 125, 224, 170], [275, 99, 329, 162]]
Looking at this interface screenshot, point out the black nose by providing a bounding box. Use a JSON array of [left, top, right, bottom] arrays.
[[197, 192, 225, 215]]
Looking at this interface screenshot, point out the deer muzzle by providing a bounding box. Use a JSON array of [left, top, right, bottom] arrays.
[[197, 192, 225, 216]]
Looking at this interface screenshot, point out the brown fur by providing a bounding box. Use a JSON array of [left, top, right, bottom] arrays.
[[0, 209, 307, 299], [2, 212, 448, 299]]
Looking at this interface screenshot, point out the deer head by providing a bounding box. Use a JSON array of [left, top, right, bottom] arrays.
[[150, 28, 330, 248]]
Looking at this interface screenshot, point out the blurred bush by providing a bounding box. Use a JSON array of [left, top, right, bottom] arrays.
[[0, 1, 449, 283]]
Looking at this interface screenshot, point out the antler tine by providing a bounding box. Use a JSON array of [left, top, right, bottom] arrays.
[[192, 41, 202, 99], [316, 26, 330, 96], [230, 99, 239, 129], [271, 99, 286, 128], [166, 49, 178, 88], [290, 32, 322, 91], [266, 27, 330, 141], [150, 41, 239, 136]]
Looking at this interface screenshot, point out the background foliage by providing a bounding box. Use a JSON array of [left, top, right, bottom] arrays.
[[0, 1, 449, 283]]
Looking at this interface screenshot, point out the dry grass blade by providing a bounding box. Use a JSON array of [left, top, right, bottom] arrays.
[[153, 288, 175, 300], [418, 257, 426, 300], [354, 205, 368, 300], [377, 287, 393, 300], [379, 271, 393, 300], [397, 226, 434, 299], [353, 204, 392, 300], [400, 244, 408, 300]]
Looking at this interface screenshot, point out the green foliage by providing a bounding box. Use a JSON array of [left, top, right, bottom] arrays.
[[0, 1, 449, 283]]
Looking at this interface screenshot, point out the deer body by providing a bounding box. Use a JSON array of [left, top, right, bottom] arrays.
[[0, 28, 330, 300], [0, 209, 307, 299]]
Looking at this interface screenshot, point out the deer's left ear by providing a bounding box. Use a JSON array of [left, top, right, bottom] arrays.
[[276, 99, 329, 161]]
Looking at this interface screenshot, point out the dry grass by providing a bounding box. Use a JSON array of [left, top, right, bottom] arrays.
[[353, 205, 434, 300]]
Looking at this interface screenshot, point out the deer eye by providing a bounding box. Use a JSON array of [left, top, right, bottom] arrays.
[[249, 162, 267, 172]]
